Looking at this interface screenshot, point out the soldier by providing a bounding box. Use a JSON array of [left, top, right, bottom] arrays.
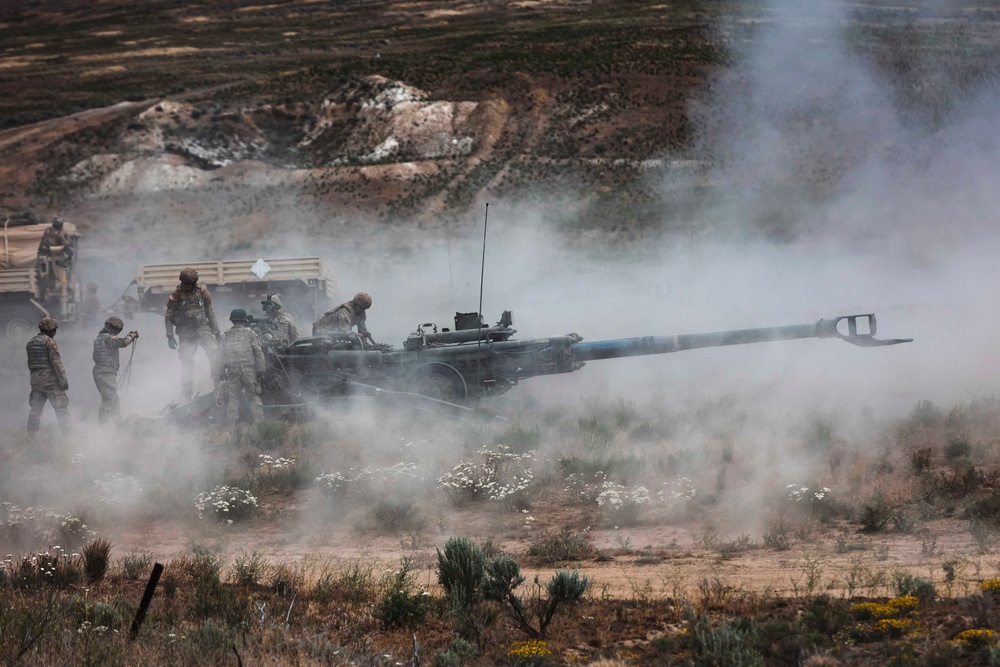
[[164, 267, 222, 402], [92, 316, 138, 424], [37, 216, 72, 260], [312, 292, 374, 343], [79, 283, 101, 326], [26, 317, 70, 436], [262, 294, 298, 343], [219, 308, 266, 427]]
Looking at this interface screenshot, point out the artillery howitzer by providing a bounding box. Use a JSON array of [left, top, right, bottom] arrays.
[[178, 309, 905, 423], [165, 309, 910, 424]]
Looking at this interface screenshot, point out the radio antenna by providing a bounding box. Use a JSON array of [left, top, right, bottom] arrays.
[[445, 215, 454, 291], [476, 203, 490, 402], [478, 203, 489, 328]]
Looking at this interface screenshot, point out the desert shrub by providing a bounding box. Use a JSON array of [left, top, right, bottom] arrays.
[[893, 573, 936, 601], [270, 562, 304, 598], [578, 416, 616, 449], [3, 549, 82, 589], [435, 537, 504, 642], [437, 537, 487, 604], [370, 499, 425, 534], [183, 620, 237, 661], [910, 447, 933, 475], [229, 550, 269, 587], [376, 557, 431, 629], [243, 419, 288, 450], [0, 505, 94, 549], [121, 549, 152, 581], [187, 566, 233, 621], [527, 528, 595, 565], [859, 492, 893, 533], [438, 446, 534, 506], [498, 424, 542, 453], [714, 534, 756, 561], [186, 545, 224, 582], [964, 490, 1000, 523], [684, 610, 765, 667], [194, 485, 258, 522], [762, 521, 790, 551], [802, 595, 851, 637], [81, 538, 113, 583], [951, 628, 996, 649], [257, 454, 309, 492], [944, 437, 972, 462], [312, 560, 377, 604], [434, 638, 478, 667], [506, 639, 552, 666], [483, 555, 588, 639]]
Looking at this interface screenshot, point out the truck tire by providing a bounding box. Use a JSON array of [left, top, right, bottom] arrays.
[[1, 305, 41, 338]]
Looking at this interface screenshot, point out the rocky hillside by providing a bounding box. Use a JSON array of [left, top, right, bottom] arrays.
[[2, 0, 999, 251]]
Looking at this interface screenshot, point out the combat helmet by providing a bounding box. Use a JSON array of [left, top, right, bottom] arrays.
[[38, 317, 58, 332], [179, 267, 199, 285], [263, 294, 282, 311], [353, 292, 372, 310], [229, 308, 248, 323], [104, 316, 124, 334], [51, 216, 64, 230]]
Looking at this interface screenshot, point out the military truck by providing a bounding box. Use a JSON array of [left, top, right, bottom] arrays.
[[0, 212, 81, 337], [133, 257, 335, 327]]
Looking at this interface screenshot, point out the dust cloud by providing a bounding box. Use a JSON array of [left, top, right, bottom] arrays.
[[2, 0, 999, 557]]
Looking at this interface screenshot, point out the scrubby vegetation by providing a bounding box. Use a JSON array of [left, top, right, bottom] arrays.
[[3, 395, 1000, 662]]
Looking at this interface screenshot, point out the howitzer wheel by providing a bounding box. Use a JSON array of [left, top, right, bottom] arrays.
[[406, 363, 467, 402]]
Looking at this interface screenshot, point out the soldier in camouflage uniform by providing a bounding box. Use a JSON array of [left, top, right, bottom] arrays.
[[164, 267, 221, 402], [262, 295, 298, 344], [312, 292, 374, 342], [37, 217, 72, 259], [92, 316, 138, 424], [26, 317, 70, 436], [219, 308, 266, 427]]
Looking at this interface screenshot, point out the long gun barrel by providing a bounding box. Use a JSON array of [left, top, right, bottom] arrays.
[[571, 314, 912, 362]]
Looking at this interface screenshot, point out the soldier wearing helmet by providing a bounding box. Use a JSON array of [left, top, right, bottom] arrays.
[[218, 308, 266, 428], [312, 292, 375, 344], [164, 267, 222, 401], [261, 294, 298, 344], [26, 317, 70, 436], [79, 282, 101, 326], [92, 316, 139, 424], [37, 216, 72, 259]]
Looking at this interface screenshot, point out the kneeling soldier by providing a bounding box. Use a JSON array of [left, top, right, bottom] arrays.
[[92, 317, 138, 423], [219, 308, 265, 427]]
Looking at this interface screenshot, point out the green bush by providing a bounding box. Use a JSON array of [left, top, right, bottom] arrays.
[[436, 536, 499, 643], [685, 610, 765, 667], [527, 528, 594, 565], [893, 572, 936, 601], [437, 537, 487, 605], [944, 438, 972, 462], [483, 555, 588, 639], [434, 638, 478, 667], [371, 500, 426, 534], [121, 549, 152, 581], [312, 561, 376, 604], [802, 596, 851, 637], [859, 492, 893, 533], [243, 420, 288, 450], [229, 550, 269, 587], [376, 558, 430, 629]]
